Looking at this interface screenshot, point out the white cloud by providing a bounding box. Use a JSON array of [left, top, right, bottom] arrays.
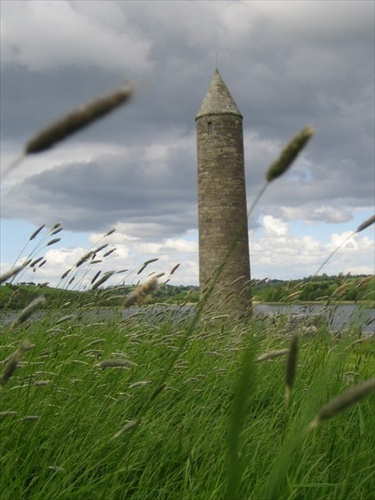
[[135, 237, 198, 256], [164, 238, 198, 253], [281, 205, 352, 224], [262, 215, 289, 237], [251, 216, 374, 279], [1, 142, 129, 189]]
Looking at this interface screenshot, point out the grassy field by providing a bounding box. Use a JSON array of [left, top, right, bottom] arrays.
[[1, 305, 374, 499]]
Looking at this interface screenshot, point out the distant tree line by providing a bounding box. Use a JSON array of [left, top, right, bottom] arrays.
[[252, 274, 374, 303], [0, 274, 373, 311]]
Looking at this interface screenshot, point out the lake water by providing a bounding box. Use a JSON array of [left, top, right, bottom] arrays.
[[253, 304, 374, 334], [121, 303, 374, 335]]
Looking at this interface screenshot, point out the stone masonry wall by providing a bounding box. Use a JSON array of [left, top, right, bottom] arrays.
[[197, 113, 252, 317]]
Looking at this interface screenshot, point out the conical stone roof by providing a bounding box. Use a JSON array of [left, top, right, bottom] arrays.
[[196, 68, 242, 120]]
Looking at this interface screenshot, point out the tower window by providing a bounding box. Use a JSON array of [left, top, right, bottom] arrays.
[[207, 122, 213, 134]]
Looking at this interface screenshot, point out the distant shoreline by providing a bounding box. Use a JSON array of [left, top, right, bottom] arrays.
[[252, 300, 374, 307]]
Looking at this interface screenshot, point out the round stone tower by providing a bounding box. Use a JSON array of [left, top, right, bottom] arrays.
[[196, 68, 252, 318]]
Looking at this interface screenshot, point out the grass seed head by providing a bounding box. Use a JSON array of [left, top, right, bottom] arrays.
[[103, 248, 116, 258], [0, 264, 26, 285], [356, 214, 375, 233], [170, 263, 180, 275], [29, 224, 45, 240], [95, 243, 108, 253], [97, 359, 138, 369], [91, 271, 102, 284], [25, 84, 133, 154], [0, 340, 33, 388], [46, 238, 61, 246], [111, 419, 140, 440], [61, 269, 71, 279], [256, 348, 289, 362], [30, 257, 44, 267], [123, 276, 159, 308], [10, 296, 46, 330], [0, 411, 18, 418], [307, 378, 375, 431], [104, 228, 116, 237], [92, 271, 115, 290], [266, 126, 314, 182], [137, 258, 159, 275], [76, 251, 94, 267]]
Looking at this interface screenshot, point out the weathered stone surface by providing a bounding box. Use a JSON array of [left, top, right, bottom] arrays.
[[196, 69, 252, 318], [196, 68, 242, 119]]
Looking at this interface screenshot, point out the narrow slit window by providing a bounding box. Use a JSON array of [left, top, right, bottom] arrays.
[[207, 122, 213, 134]]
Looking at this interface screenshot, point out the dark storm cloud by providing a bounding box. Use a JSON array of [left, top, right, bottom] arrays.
[[1, 143, 198, 236], [1, 0, 374, 240]]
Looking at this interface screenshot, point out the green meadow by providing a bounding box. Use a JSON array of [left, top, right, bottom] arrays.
[[1, 295, 375, 499]]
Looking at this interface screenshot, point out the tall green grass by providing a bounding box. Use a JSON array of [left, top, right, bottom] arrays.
[[1, 311, 374, 499]]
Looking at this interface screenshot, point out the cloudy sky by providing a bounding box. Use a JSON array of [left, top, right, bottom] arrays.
[[1, 0, 374, 289]]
